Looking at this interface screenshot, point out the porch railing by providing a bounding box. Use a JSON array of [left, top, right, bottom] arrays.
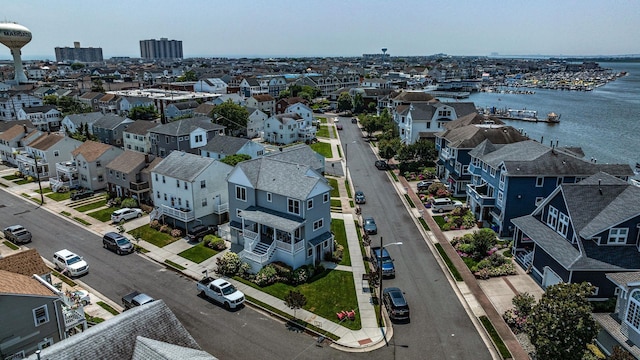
[[242, 241, 276, 265], [213, 202, 229, 215], [159, 204, 195, 222]]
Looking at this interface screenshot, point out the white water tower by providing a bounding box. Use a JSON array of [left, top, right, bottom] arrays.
[[0, 22, 32, 84]]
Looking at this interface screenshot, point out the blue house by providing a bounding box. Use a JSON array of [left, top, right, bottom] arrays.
[[467, 140, 633, 237], [226, 156, 333, 272], [511, 172, 640, 299], [434, 114, 528, 197]]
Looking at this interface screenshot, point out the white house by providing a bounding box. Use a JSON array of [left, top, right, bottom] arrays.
[[18, 105, 62, 132], [61, 112, 103, 135], [151, 151, 233, 230], [194, 78, 228, 94], [199, 135, 265, 160], [284, 102, 313, 123], [246, 107, 267, 139]]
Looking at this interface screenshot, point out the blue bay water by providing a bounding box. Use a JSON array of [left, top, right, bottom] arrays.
[[468, 62, 640, 167]]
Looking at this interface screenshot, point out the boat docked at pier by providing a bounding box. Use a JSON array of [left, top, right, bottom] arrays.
[[478, 107, 560, 123]]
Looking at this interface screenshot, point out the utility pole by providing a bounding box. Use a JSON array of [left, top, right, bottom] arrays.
[[33, 154, 44, 207]]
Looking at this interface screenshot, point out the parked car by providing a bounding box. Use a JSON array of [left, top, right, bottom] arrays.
[[70, 289, 91, 305], [103, 232, 134, 255], [336, 123, 343, 130], [363, 217, 377, 235], [111, 208, 144, 223], [351, 118, 358, 124], [3, 225, 32, 244], [375, 160, 389, 170], [431, 198, 463, 213], [53, 249, 89, 277], [187, 224, 216, 242], [354, 191, 366, 204], [416, 180, 434, 191], [197, 277, 245, 309], [383, 287, 410, 322], [70, 189, 94, 201], [372, 247, 395, 277], [122, 291, 155, 310]]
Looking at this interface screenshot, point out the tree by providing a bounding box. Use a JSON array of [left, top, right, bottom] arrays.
[[337, 92, 353, 112], [211, 100, 249, 135], [378, 138, 401, 163], [526, 282, 598, 360], [44, 95, 92, 115], [352, 92, 364, 113], [367, 101, 377, 113], [177, 70, 197, 82], [128, 105, 159, 120], [70, 62, 85, 70], [284, 290, 307, 320], [220, 154, 251, 167], [91, 79, 105, 92], [609, 346, 635, 360]]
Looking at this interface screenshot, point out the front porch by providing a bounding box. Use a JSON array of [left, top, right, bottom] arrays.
[[16, 153, 50, 179], [50, 161, 79, 192]]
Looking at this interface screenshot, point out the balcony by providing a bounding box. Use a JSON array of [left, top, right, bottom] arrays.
[[129, 180, 149, 192], [50, 177, 79, 192], [212, 202, 228, 215], [467, 183, 496, 206], [440, 150, 454, 160], [56, 161, 78, 174], [298, 125, 317, 135], [159, 204, 195, 222]]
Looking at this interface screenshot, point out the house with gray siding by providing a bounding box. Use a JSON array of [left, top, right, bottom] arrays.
[[226, 156, 334, 272], [123, 120, 159, 154], [15, 133, 82, 180], [61, 112, 103, 135], [0, 124, 38, 166], [91, 114, 134, 146], [151, 151, 233, 230], [106, 151, 156, 203], [511, 172, 640, 299], [148, 116, 225, 157]]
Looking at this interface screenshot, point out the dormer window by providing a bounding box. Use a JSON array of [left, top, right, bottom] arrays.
[[608, 228, 628, 244]]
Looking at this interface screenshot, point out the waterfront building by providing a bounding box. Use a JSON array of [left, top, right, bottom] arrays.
[[54, 42, 103, 63], [139, 38, 183, 60]]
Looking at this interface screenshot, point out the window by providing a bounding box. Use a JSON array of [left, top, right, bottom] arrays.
[[323, 193, 329, 203], [609, 228, 629, 244], [307, 199, 313, 210], [236, 186, 247, 201], [162, 176, 166, 183], [546, 206, 559, 229], [499, 172, 506, 190], [535, 197, 544, 206], [557, 213, 569, 237], [313, 219, 323, 230], [38, 337, 54, 350], [195, 134, 203, 142], [462, 165, 469, 174], [97, 175, 103, 182], [96, 160, 101, 167], [177, 179, 180, 187], [155, 173, 158, 181], [53, 150, 59, 157], [202, 198, 207, 207], [184, 182, 188, 190], [123, 174, 126, 180], [186, 200, 189, 209], [200, 180, 206, 188], [164, 193, 167, 201], [625, 290, 640, 332], [536, 176, 544, 187], [288, 198, 300, 215], [178, 136, 183, 141], [267, 192, 272, 202], [497, 191, 504, 207], [490, 167, 496, 177], [236, 209, 243, 218], [157, 191, 160, 199], [165, 136, 170, 144], [33, 305, 49, 326]]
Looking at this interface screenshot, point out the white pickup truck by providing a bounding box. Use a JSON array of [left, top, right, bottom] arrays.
[[197, 277, 245, 309]]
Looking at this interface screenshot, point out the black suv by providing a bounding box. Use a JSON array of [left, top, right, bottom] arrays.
[[103, 232, 134, 255], [383, 287, 410, 322], [375, 160, 388, 170], [187, 224, 216, 242]]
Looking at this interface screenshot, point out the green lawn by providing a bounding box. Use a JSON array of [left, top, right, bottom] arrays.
[[327, 178, 339, 198], [331, 218, 351, 266], [36, 187, 53, 194], [316, 125, 330, 138], [128, 224, 178, 248], [330, 199, 342, 208], [14, 179, 32, 185], [46, 191, 70, 201], [310, 141, 332, 158], [2, 174, 19, 180], [433, 215, 447, 229], [87, 208, 114, 222], [178, 242, 219, 263], [74, 200, 108, 212], [238, 269, 361, 330]]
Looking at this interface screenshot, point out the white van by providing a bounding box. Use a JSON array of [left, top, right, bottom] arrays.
[[431, 198, 463, 213]]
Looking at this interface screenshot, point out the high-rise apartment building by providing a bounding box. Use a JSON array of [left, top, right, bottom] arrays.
[[55, 42, 103, 62], [139, 38, 183, 60]]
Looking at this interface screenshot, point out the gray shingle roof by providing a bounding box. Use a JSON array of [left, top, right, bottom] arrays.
[[132, 336, 217, 360], [124, 119, 160, 135], [265, 144, 324, 173], [64, 112, 103, 127], [440, 124, 528, 149], [28, 300, 206, 360], [153, 151, 228, 182], [237, 157, 329, 199], [93, 114, 132, 130], [199, 135, 250, 154], [511, 215, 582, 268], [150, 116, 224, 136]]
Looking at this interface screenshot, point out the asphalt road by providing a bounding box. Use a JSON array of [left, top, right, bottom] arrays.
[[0, 191, 391, 359], [338, 115, 493, 360]]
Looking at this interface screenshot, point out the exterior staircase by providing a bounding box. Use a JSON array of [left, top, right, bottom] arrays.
[[253, 241, 271, 255]]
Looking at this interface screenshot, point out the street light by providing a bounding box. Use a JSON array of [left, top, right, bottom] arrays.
[[378, 237, 403, 327]]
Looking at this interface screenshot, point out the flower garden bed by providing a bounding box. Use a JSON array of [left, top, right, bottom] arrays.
[[451, 228, 515, 279]]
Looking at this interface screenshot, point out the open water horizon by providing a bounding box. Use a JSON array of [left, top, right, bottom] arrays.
[[468, 62, 640, 167]]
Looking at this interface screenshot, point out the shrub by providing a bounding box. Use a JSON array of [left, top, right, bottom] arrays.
[[170, 228, 182, 238], [206, 236, 226, 251], [216, 252, 241, 276], [150, 220, 160, 229], [159, 225, 170, 233], [113, 197, 122, 206], [271, 261, 292, 281], [512, 292, 536, 317], [254, 264, 279, 287], [14, 171, 22, 177], [26, 176, 35, 182], [121, 197, 138, 208], [292, 266, 310, 285], [238, 262, 252, 278], [140, 204, 154, 213]]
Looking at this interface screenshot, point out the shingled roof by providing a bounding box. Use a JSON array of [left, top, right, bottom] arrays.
[[27, 300, 215, 360], [0, 249, 50, 277], [0, 270, 56, 297], [149, 116, 224, 136], [71, 140, 114, 162]]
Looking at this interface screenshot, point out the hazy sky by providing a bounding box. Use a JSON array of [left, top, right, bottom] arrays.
[[2, 0, 639, 60]]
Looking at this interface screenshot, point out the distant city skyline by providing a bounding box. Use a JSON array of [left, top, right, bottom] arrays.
[[2, 0, 639, 60]]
